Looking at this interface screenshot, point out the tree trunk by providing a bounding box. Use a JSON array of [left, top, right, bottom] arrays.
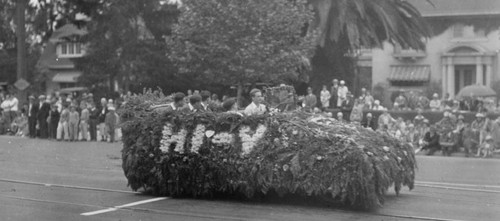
[[16, 0, 27, 105], [237, 82, 243, 109]]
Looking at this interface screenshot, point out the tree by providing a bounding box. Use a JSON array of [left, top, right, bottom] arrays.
[[308, 0, 431, 93], [74, 0, 182, 96], [168, 0, 318, 105]]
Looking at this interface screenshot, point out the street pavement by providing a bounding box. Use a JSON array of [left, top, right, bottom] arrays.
[[0, 136, 499, 221]]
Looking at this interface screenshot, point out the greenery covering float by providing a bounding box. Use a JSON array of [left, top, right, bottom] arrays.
[[121, 95, 416, 210]]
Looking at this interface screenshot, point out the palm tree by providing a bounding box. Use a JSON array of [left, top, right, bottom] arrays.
[[307, 0, 431, 93]]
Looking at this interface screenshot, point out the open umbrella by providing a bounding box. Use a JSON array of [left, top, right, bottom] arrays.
[[456, 84, 496, 98]]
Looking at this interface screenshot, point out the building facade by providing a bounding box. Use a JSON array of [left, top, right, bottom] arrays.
[[37, 24, 87, 94], [360, 0, 500, 104]]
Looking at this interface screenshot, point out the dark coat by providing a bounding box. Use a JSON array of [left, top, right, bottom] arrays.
[[37, 102, 50, 121], [28, 102, 39, 119], [423, 132, 441, 150], [98, 106, 108, 123], [361, 118, 378, 131]]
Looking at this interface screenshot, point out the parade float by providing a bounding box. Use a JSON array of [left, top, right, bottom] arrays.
[[120, 89, 416, 210]]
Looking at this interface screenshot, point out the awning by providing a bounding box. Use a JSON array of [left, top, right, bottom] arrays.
[[52, 72, 81, 83], [388, 65, 430, 82]]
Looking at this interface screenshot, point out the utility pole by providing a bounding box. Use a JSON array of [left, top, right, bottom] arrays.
[[15, 0, 28, 105]]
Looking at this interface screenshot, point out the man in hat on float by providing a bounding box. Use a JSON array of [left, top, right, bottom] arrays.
[[244, 89, 266, 116]]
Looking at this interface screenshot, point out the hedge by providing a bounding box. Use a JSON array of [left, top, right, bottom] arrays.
[[331, 109, 500, 124], [120, 109, 416, 210]]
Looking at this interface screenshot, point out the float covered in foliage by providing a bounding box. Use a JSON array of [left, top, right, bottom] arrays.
[[121, 111, 416, 210]]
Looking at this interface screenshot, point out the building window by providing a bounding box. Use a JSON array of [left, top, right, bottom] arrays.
[[60, 83, 77, 89], [58, 42, 84, 57], [453, 24, 464, 38]]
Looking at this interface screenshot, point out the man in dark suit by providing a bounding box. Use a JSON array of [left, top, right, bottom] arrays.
[[330, 79, 339, 109], [181, 94, 204, 113], [27, 95, 39, 138], [361, 113, 378, 131], [37, 95, 50, 138], [341, 92, 354, 110], [422, 126, 441, 156], [89, 102, 100, 141]]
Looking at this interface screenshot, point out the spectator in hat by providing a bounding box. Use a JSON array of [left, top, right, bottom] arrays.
[[471, 112, 491, 144], [89, 102, 99, 141], [27, 95, 39, 138], [244, 89, 266, 116], [341, 91, 354, 110], [48, 104, 60, 140], [429, 93, 441, 111], [378, 109, 395, 130], [490, 116, 500, 149], [105, 106, 118, 143], [361, 112, 377, 131], [57, 103, 70, 141], [303, 87, 317, 113], [477, 135, 494, 158], [11, 108, 28, 137], [80, 103, 90, 141], [68, 105, 80, 141], [393, 93, 407, 111], [416, 92, 430, 110], [405, 124, 419, 147], [336, 112, 344, 122], [337, 80, 348, 108], [413, 108, 427, 127], [364, 90, 374, 109], [98, 98, 109, 141], [320, 85, 331, 110], [330, 79, 339, 108], [37, 95, 51, 138], [421, 126, 441, 156], [372, 100, 385, 111], [349, 97, 364, 124]]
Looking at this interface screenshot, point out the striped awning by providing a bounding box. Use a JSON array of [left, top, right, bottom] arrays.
[[388, 65, 430, 82]]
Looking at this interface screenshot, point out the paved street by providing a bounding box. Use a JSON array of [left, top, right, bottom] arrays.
[[0, 136, 499, 221]]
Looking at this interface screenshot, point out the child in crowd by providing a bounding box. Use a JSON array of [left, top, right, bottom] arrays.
[[80, 104, 90, 141], [105, 106, 117, 143], [48, 104, 60, 139], [477, 135, 494, 158], [68, 105, 80, 141], [57, 104, 70, 141], [11, 109, 28, 136]]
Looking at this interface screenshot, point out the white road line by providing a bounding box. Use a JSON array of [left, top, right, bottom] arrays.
[[416, 181, 500, 189], [81, 208, 118, 216], [81, 197, 169, 216], [0, 178, 137, 194]]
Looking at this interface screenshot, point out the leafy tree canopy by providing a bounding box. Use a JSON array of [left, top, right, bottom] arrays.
[[74, 0, 182, 95], [168, 0, 318, 87]]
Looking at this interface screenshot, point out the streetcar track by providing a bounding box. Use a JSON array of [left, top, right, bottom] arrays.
[[0, 178, 137, 194], [0, 192, 464, 221], [0, 178, 495, 220]]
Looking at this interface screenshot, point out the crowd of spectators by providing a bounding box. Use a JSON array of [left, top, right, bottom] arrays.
[[304, 78, 500, 157], [0, 91, 128, 143]]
